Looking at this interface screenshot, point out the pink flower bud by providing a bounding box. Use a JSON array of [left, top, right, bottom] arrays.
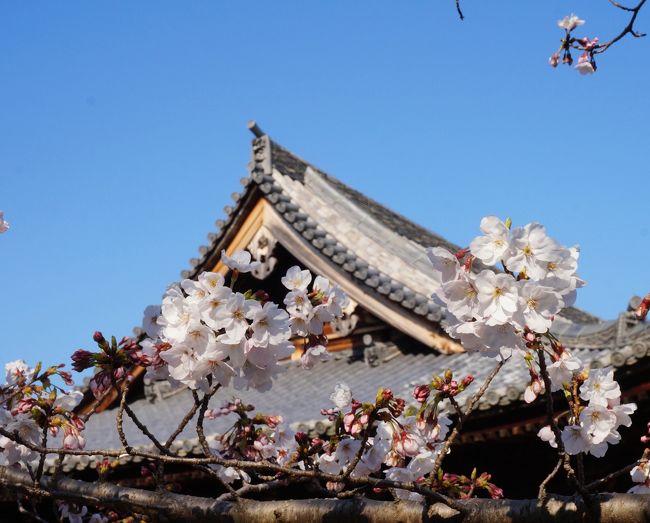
[[93, 331, 105, 344], [343, 412, 356, 433], [71, 349, 94, 372], [412, 384, 431, 404], [394, 431, 420, 457], [549, 52, 560, 68]]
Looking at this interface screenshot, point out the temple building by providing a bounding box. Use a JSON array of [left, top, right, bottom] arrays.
[[69, 123, 650, 498]]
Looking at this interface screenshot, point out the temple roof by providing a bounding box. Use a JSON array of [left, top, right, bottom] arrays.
[[70, 124, 650, 473], [182, 124, 599, 348]]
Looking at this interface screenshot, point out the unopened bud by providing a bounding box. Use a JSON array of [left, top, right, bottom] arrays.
[[93, 331, 105, 344], [412, 384, 431, 404], [254, 289, 270, 302]]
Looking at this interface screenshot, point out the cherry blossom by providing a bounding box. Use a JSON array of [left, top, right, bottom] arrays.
[[0, 211, 9, 233], [474, 271, 519, 325], [469, 216, 510, 265], [330, 383, 352, 410], [547, 351, 582, 391], [504, 223, 558, 280], [281, 266, 312, 291], [576, 53, 596, 75], [301, 344, 330, 369], [515, 281, 563, 333], [426, 246, 460, 286], [537, 425, 557, 448], [580, 368, 621, 407], [220, 249, 261, 273], [558, 14, 585, 32]]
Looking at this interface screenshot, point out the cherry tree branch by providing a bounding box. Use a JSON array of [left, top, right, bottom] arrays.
[[595, 0, 647, 53], [432, 359, 505, 477], [586, 448, 650, 492], [455, 0, 464, 21], [4, 465, 650, 523], [539, 458, 563, 501], [536, 349, 592, 506]]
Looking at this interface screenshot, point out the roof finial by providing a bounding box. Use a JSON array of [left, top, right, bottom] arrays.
[[247, 120, 265, 138]]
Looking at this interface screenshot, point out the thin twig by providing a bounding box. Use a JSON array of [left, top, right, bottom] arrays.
[[586, 448, 650, 492], [595, 0, 647, 54], [455, 0, 464, 20], [432, 359, 505, 477], [538, 458, 563, 501], [536, 349, 592, 506]]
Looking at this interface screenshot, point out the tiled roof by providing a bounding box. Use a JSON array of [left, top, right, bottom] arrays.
[[184, 130, 599, 334], [76, 125, 650, 474]]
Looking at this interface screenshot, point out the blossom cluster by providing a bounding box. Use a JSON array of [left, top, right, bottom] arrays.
[[428, 216, 583, 360], [538, 366, 636, 458], [549, 14, 599, 75], [0, 360, 86, 470], [428, 216, 637, 460], [138, 251, 349, 392]]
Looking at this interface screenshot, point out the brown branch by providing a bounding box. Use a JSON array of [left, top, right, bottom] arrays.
[[195, 385, 220, 456], [165, 394, 201, 449], [0, 425, 464, 512], [595, 0, 647, 54], [586, 448, 650, 492], [432, 359, 505, 477], [34, 420, 49, 482], [5, 465, 650, 523], [536, 349, 592, 507], [456, 0, 464, 20], [538, 458, 563, 501]]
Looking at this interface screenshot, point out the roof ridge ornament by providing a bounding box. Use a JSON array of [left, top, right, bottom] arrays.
[[247, 120, 265, 138]]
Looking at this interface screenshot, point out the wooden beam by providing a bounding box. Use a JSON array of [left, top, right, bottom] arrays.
[[210, 198, 268, 275]]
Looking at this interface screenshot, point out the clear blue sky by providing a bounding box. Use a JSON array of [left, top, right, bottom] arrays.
[[1, 1, 648, 368]]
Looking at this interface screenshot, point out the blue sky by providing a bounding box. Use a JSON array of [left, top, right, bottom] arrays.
[[1, 1, 648, 368]]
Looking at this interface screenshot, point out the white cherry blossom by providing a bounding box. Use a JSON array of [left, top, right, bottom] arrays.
[[504, 223, 557, 280], [426, 246, 460, 286], [281, 266, 312, 291], [547, 351, 582, 392], [558, 13, 585, 31], [301, 345, 330, 369], [220, 250, 261, 273], [199, 286, 233, 330], [580, 368, 621, 407], [330, 383, 352, 410], [210, 293, 257, 341], [561, 424, 590, 455], [537, 425, 557, 448], [142, 304, 162, 339], [515, 281, 563, 333], [249, 302, 291, 346], [439, 273, 480, 320], [580, 404, 617, 444], [4, 360, 33, 386], [284, 289, 312, 317], [474, 270, 519, 325], [469, 216, 510, 266], [159, 286, 195, 343]]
